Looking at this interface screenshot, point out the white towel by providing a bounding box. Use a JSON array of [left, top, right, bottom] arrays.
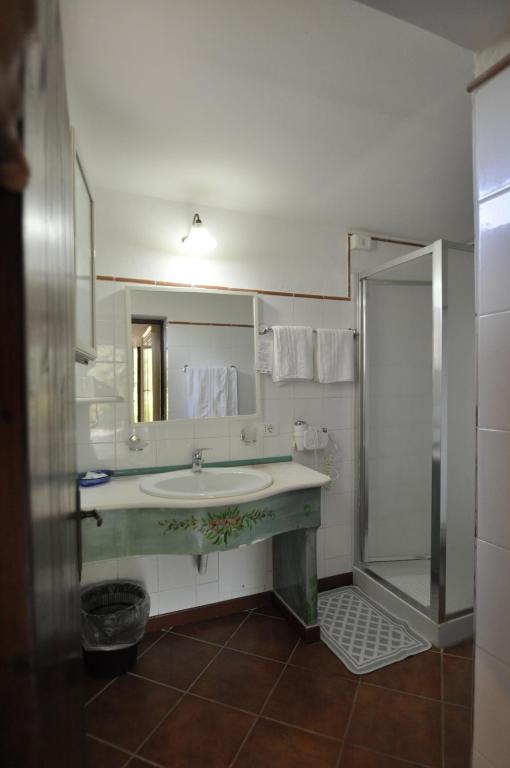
[[315, 328, 354, 383], [186, 366, 228, 418], [227, 366, 238, 416], [256, 333, 273, 374], [272, 326, 314, 382]]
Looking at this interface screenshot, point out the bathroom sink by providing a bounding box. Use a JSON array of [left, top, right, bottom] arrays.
[[139, 467, 273, 500]]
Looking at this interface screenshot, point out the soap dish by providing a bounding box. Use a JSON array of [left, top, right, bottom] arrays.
[[79, 470, 113, 487]]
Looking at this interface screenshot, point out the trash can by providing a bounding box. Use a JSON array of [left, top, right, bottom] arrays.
[[81, 580, 150, 678]]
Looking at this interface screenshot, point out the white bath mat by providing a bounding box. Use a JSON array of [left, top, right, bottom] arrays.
[[318, 586, 431, 674]]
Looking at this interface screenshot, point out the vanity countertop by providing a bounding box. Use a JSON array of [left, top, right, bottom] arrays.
[[80, 461, 330, 511]]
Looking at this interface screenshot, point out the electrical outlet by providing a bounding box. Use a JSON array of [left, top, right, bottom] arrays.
[[263, 423, 278, 435]]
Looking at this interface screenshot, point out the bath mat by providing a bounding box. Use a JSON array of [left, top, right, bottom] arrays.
[[318, 586, 431, 674]]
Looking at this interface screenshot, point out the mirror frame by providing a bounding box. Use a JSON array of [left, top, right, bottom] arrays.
[[125, 285, 261, 426], [73, 132, 97, 364]]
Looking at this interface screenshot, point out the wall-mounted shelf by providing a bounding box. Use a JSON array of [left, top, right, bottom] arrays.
[[76, 396, 124, 404]]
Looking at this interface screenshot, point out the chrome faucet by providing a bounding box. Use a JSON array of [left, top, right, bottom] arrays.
[[191, 447, 210, 473]]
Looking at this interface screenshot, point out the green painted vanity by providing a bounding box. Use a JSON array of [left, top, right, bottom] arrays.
[[80, 459, 329, 636]]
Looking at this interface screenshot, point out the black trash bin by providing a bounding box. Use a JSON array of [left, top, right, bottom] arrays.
[[81, 580, 150, 678]]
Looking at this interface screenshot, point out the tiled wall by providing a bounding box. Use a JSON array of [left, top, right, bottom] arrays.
[[472, 62, 510, 768], [76, 187, 412, 616]]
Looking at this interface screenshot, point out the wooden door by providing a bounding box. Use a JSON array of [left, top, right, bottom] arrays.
[[0, 1, 84, 765]]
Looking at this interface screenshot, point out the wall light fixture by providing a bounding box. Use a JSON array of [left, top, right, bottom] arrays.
[[181, 212, 217, 255]]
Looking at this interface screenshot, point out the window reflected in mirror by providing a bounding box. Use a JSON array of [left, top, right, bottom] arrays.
[[131, 318, 166, 422]]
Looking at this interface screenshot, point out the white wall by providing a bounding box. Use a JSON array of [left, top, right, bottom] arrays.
[[93, 187, 352, 296], [472, 59, 510, 768], [76, 186, 416, 616]]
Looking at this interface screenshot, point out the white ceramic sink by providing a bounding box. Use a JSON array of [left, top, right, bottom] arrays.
[[139, 467, 273, 500]]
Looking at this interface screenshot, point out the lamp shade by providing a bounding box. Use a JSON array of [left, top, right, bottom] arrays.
[[181, 213, 217, 255]]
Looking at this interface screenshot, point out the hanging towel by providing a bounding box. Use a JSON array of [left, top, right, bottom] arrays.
[[272, 326, 314, 382], [256, 333, 273, 374], [186, 366, 229, 418], [315, 328, 354, 383], [227, 366, 238, 416]]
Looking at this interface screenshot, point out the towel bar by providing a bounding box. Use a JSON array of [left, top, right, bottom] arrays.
[[182, 364, 238, 372], [258, 326, 358, 336]]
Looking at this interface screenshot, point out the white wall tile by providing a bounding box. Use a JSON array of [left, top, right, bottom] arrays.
[[322, 491, 354, 528], [323, 398, 354, 430], [292, 381, 324, 399], [95, 319, 115, 362], [293, 397, 323, 425], [478, 312, 510, 430], [84, 362, 116, 398], [158, 586, 197, 614], [219, 541, 270, 592], [81, 559, 118, 585], [230, 586, 268, 599], [115, 364, 129, 402], [148, 592, 159, 617], [156, 438, 194, 466], [323, 524, 352, 559], [474, 647, 510, 768], [95, 280, 117, 321], [77, 442, 115, 473], [320, 555, 353, 579], [192, 436, 230, 463], [117, 555, 158, 593], [229, 436, 261, 461], [263, 397, 293, 427], [478, 189, 510, 315], [263, 434, 293, 458], [259, 295, 293, 325], [88, 403, 116, 443], [476, 540, 510, 667], [196, 582, 221, 606], [474, 67, 510, 199], [115, 441, 156, 469], [293, 297, 324, 327], [193, 418, 231, 438], [158, 555, 197, 590], [323, 381, 355, 398], [115, 403, 131, 443], [198, 552, 219, 584], [478, 429, 510, 549], [322, 299, 355, 330]]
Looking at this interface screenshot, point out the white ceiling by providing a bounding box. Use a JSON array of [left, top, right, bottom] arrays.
[[355, 1, 510, 51], [60, 0, 475, 242]]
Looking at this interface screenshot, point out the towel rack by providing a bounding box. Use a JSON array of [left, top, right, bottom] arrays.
[[258, 326, 358, 337], [182, 364, 238, 372]]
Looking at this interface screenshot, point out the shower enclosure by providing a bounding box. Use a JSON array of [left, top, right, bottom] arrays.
[[354, 241, 476, 646]]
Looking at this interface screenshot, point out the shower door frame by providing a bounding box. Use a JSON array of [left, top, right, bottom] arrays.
[[356, 240, 474, 625]]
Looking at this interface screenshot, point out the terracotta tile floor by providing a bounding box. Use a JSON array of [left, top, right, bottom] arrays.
[[84, 605, 473, 768]]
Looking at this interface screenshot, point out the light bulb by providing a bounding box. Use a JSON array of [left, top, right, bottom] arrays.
[[181, 213, 217, 255]]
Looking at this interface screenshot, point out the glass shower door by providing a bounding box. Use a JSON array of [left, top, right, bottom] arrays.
[[360, 251, 434, 610]]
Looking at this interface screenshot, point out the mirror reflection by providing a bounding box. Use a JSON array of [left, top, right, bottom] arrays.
[[129, 289, 257, 422]]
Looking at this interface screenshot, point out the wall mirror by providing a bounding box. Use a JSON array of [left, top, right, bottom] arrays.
[[127, 288, 260, 422], [74, 146, 96, 364]]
